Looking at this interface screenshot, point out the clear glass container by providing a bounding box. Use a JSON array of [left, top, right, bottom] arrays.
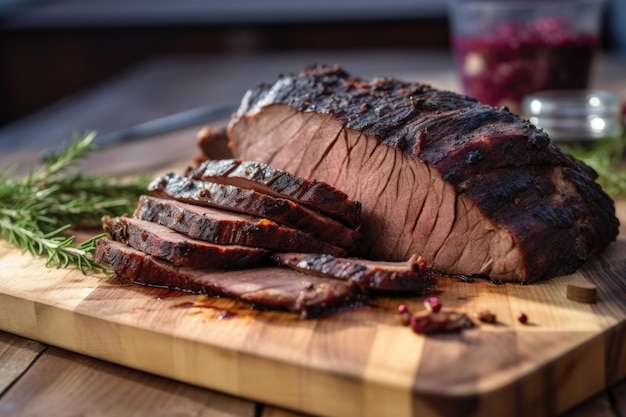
[[522, 90, 624, 162], [447, 0, 605, 114]]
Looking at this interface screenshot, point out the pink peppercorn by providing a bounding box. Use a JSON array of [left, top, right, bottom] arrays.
[[423, 297, 442, 313], [397, 304, 410, 315], [517, 313, 528, 324]]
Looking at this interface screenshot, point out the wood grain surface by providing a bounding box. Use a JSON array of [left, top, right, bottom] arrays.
[[0, 335, 257, 417], [0, 195, 624, 417]]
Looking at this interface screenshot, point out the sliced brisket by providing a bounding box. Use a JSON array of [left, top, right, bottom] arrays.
[[148, 172, 360, 252], [189, 159, 361, 228], [102, 215, 270, 269], [95, 238, 359, 318], [227, 64, 619, 283], [272, 252, 431, 293], [134, 195, 347, 257], [196, 126, 232, 161]]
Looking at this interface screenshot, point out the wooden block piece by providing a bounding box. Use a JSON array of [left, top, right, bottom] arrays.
[[567, 279, 598, 304]]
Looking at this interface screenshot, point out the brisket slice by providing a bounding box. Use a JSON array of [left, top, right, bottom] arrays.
[[102, 215, 270, 269], [134, 195, 347, 257], [196, 126, 232, 161], [272, 253, 431, 293], [188, 159, 361, 228], [95, 238, 359, 318], [228, 64, 619, 283], [148, 172, 360, 252]]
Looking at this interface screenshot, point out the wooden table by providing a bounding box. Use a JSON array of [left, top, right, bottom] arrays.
[[1, 50, 625, 417]]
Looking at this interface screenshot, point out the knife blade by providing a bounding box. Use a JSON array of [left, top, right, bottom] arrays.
[[41, 102, 238, 161]]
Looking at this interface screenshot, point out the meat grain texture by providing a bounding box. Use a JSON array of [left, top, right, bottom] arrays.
[[226, 64, 619, 283], [148, 172, 360, 252], [273, 252, 430, 293], [102, 215, 271, 269], [189, 158, 361, 228], [134, 196, 348, 257], [96, 239, 357, 318]]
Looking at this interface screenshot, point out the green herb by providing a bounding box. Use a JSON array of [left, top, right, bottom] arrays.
[[562, 137, 626, 197], [0, 131, 151, 273]]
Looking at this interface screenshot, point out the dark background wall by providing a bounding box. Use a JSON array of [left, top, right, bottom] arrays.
[[0, 0, 623, 127]]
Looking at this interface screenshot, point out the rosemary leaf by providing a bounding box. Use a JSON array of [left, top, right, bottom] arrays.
[[0, 131, 151, 273]]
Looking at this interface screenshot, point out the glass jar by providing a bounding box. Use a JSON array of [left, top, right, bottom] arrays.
[[523, 90, 623, 141], [522, 90, 624, 162], [447, 0, 605, 114]]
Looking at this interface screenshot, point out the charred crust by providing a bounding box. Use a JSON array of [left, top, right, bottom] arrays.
[[230, 64, 620, 282]]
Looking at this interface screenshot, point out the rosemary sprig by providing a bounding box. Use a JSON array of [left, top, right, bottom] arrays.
[[0, 131, 151, 273]]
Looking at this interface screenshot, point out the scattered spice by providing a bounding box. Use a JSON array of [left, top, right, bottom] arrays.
[[517, 313, 528, 324], [475, 310, 497, 324], [395, 301, 473, 335], [396, 304, 412, 325], [397, 304, 410, 315], [410, 310, 474, 334], [423, 296, 442, 313], [410, 314, 433, 334]]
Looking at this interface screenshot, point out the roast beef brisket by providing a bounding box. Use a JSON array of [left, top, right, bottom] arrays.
[[188, 159, 361, 228], [148, 172, 359, 252], [272, 252, 431, 293], [134, 195, 347, 257], [102, 215, 270, 269], [95, 238, 359, 318], [94, 64, 620, 316], [227, 64, 619, 282]]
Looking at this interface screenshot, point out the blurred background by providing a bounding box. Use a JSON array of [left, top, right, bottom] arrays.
[[1, 0, 624, 128]]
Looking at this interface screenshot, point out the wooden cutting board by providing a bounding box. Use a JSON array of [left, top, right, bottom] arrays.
[[0, 198, 624, 417]]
